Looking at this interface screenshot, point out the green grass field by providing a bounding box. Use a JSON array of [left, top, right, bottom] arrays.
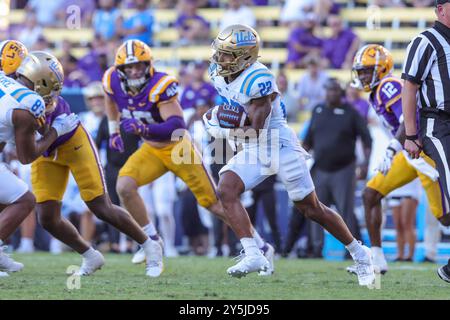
[[0, 252, 449, 300]]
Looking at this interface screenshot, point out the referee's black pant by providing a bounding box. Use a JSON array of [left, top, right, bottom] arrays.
[[420, 111, 450, 211]]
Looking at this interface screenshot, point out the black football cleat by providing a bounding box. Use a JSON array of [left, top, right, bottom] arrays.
[[437, 264, 450, 283]]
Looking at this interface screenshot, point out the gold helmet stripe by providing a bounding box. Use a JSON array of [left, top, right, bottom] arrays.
[[355, 44, 368, 66], [102, 67, 115, 95], [126, 40, 134, 59]]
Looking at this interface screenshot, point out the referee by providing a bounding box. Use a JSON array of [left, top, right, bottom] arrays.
[[402, 0, 450, 283]]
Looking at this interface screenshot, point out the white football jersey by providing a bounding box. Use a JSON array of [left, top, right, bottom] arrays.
[[209, 61, 288, 131], [0, 73, 45, 146]]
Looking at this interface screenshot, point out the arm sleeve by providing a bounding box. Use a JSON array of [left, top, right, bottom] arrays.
[[141, 115, 186, 141], [401, 35, 436, 85], [389, 99, 403, 121]]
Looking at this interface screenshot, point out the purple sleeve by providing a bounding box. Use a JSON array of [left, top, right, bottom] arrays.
[[142, 116, 186, 142], [45, 97, 71, 125], [321, 39, 333, 59], [377, 79, 403, 120], [389, 99, 403, 121], [288, 28, 301, 43], [43, 97, 77, 156], [158, 81, 179, 103], [174, 15, 184, 28]]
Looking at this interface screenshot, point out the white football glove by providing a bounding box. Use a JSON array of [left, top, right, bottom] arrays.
[[202, 107, 229, 139], [51, 113, 80, 137], [376, 139, 403, 175]]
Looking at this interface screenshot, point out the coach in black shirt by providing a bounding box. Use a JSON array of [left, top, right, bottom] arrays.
[[302, 78, 372, 255]]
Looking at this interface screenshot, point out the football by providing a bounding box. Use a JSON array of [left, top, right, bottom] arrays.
[[205, 104, 251, 128]]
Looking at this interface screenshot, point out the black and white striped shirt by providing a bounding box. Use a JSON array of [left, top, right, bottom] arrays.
[[402, 21, 450, 116]]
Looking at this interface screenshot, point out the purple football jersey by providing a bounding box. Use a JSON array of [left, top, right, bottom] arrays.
[[369, 76, 404, 135], [44, 96, 79, 156], [103, 67, 178, 135]]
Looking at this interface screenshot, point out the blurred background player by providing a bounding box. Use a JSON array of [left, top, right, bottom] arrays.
[[78, 82, 106, 246], [349, 44, 450, 275], [104, 39, 273, 276], [95, 84, 141, 255], [136, 172, 178, 260], [18, 51, 162, 277], [386, 179, 421, 262]]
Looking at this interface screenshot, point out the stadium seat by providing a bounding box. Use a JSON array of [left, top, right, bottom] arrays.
[[341, 7, 435, 24], [42, 28, 94, 43]]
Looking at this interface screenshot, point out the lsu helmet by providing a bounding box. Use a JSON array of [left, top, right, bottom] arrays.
[[16, 51, 64, 112], [114, 39, 153, 91], [352, 44, 393, 92], [0, 40, 28, 76], [211, 24, 260, 77]]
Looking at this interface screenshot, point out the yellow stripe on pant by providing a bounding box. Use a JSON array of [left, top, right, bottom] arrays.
[[31, 125, 106, 203], [366, 151, 445, 219], [118, 137, 218, 208]]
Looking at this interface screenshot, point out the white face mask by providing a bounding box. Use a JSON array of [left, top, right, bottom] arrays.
[[127, 76, 147, 89]]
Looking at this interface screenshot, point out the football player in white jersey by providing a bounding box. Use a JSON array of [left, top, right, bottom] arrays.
[[204, 25, 375, 285], [0, 40, 79, 276]]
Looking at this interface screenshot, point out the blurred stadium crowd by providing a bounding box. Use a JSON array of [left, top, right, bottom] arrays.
[[1, 0, 448, 263]]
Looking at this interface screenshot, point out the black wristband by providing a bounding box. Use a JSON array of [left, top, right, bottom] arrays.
[[405, 134, 419, 141]]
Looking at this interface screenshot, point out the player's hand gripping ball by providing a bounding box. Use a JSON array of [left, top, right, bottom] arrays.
[[205, 104, 251, 129]]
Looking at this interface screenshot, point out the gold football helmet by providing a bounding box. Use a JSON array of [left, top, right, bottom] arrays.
[[352, 44, 393, 92], [0, 40, 28, 76], [16, 51, 64, 112], [211, 24, 260, 77], [114, 39, 153, 91]]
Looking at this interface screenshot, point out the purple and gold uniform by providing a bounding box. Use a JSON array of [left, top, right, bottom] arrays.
[[103, 67, 217, 208], [31, 96, 106, 203], [366, 76, 447, 219]]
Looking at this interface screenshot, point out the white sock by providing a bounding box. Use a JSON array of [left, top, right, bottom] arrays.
[[143, 222, 158, 238], [240, 237, 260, 256], [252, 229, 265, 249], [141, 238, 152, 251], [20, 238, 33, 248], [82, 247, 97, 259], [0, 239, 3, 247], [159, 215, 175, 248], [371, 246, 383, 257], [345, 239, 365, 259]]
